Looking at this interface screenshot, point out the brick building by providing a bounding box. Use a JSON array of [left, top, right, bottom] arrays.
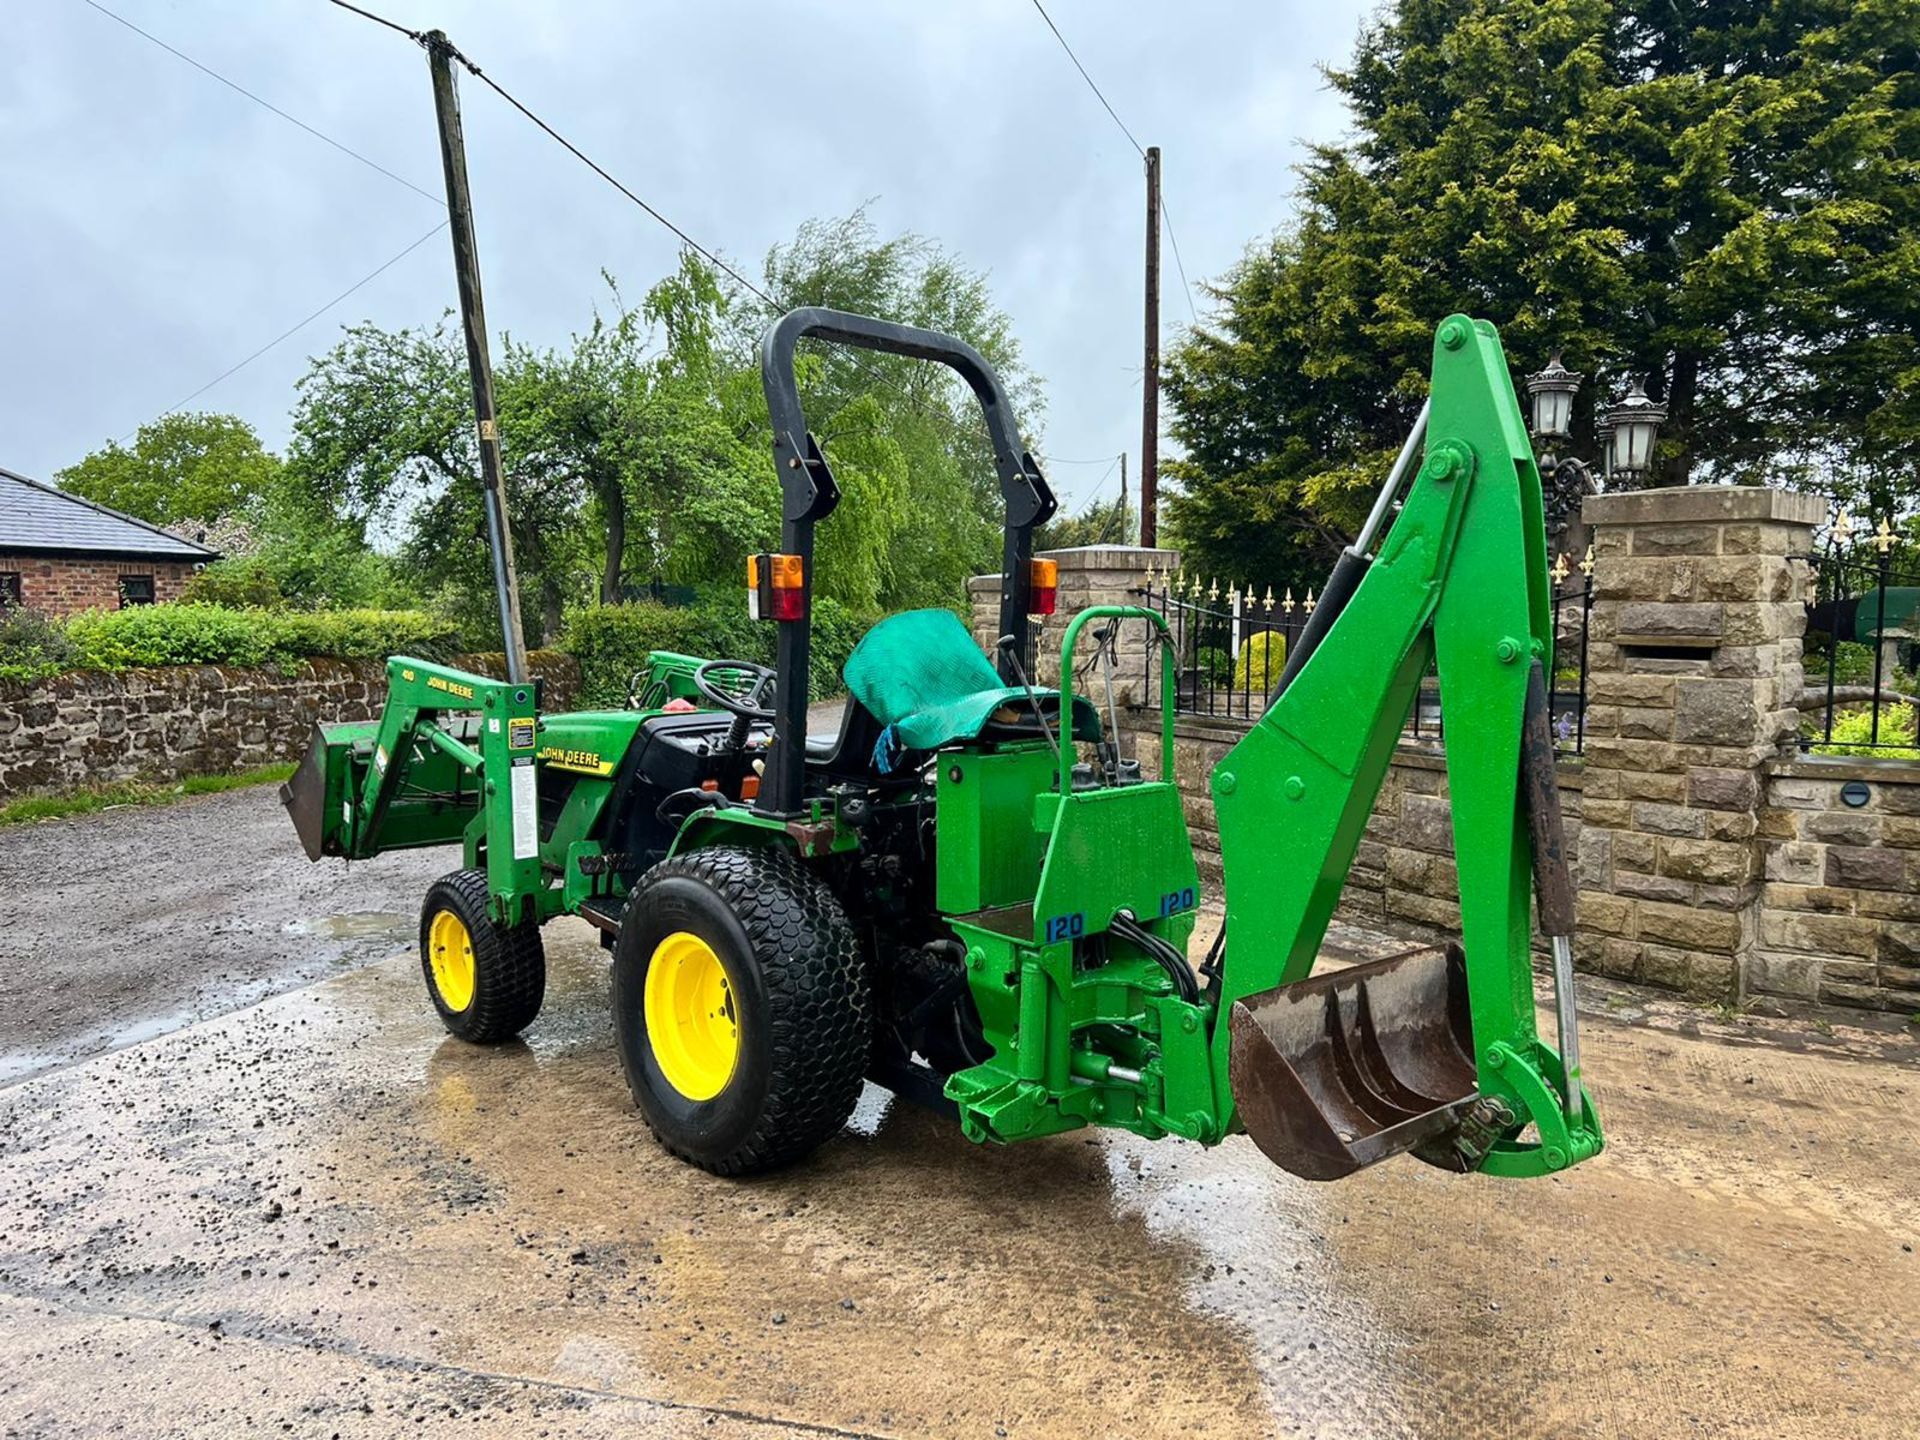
[[0, 467, 218, 616]]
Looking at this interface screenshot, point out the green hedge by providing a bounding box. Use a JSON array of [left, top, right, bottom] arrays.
[[561, 593, 876, 709], [0, 602, 456, 686]]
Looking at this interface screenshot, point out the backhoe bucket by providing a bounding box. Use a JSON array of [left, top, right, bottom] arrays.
[[1228, 946, 1481, 1181]]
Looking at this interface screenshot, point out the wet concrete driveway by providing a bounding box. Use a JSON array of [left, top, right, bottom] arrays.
[[3, 895, 1917, 1439]]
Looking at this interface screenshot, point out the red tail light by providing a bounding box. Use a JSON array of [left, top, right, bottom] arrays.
[[1029, 558, 1059, 616]]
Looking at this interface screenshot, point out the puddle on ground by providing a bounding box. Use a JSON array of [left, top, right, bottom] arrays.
[[281, 911, 412, 941]]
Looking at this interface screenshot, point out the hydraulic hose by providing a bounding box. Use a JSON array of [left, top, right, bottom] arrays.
[[1109, 912, 1199, 1005], [1270, 546, 1368, 701]]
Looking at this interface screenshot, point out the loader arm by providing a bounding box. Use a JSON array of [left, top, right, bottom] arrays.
[[281, 657, 549, 925], [1210, 315, 1601, 1179]]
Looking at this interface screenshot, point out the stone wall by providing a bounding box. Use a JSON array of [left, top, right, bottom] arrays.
[[0, 552, 198, 617], [982, 501, 1920, 1016], [1131, 714, 1588, 942], [1755, 760, 1920, 1012], [0, 651, 580, 798]]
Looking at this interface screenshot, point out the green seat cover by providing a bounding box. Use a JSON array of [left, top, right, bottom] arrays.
[[842, 608, 1100, 753]]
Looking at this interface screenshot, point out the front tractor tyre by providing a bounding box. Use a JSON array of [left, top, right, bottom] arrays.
[[614, 846, 870, 1176], [419, 869, 547, 1043]]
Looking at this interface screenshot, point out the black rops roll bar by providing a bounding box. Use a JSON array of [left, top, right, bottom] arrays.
[[756, 307, 1057, 816]]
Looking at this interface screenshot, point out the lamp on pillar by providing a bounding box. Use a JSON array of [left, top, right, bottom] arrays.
[[1525, 350, 1581, 440], [1527, 349, 1675, 549], [1526, 350, 1596, 550], [1604, 377, 1668, 480]]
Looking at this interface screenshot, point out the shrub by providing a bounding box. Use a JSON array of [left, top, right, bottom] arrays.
[[1193, 645, 1234, 688], [58, 603, 455, 674], [65, 603, 280, 669], [561, 602, 717, 708], [1806, 639, 1918, 693], [0, 606, 78, 686], [1232, 631, 1286, 694], [181, 558, 285, 609], [1809, 703, 1920, 760], [270, 609, 456, 662], [560, 592, 878, 710]]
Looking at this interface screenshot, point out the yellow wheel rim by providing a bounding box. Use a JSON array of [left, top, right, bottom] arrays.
[[644, 931, 739, 1101], [428, 910, 477, 1013]]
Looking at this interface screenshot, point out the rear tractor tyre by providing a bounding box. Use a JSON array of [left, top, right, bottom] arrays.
[[419, 869, 546, 1043], [613, 845, 870, 1175]]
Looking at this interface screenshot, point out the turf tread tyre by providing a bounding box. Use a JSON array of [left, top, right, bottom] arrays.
[[419, 868, 546, 1043], [614, 846, 869, 1175]]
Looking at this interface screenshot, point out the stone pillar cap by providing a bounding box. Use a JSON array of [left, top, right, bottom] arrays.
[[1582, 485, 1823, 526]]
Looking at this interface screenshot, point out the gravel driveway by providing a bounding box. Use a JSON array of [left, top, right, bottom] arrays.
[[0, 783, 448, 1084]]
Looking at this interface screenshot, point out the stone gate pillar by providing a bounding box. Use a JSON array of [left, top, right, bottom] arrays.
[[968, 545, 1174, 694], [1573, 487, 1821, 996]]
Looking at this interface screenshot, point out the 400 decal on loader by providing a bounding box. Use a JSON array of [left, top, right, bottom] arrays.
[[284, 308, 1602, 1182]]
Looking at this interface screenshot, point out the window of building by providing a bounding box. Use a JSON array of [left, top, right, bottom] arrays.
[[0, 572, 20, 609], [118, 574, 156, 607]]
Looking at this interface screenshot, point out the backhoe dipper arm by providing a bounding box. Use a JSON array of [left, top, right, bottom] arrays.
[[1209, 316, 1601, 1179]]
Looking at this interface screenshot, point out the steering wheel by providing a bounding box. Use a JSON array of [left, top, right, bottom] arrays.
[[693, 659, 778, 720]]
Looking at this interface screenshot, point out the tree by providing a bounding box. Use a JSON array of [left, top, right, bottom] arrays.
[[1165, 0, 1920, 587], [56, 413, 282, 528], [285, 258, 772, 641], [287, 318, 603, 643], [282, 212, 1043, 636]]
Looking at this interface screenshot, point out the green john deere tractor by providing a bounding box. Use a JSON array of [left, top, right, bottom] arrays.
[[283, 307, 1602, 1182]]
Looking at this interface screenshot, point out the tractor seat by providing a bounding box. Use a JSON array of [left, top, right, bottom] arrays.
[[840, 608, 1100, 758]]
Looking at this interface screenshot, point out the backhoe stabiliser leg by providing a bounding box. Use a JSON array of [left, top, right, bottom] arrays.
[[1209, 315, 1604, 1181]]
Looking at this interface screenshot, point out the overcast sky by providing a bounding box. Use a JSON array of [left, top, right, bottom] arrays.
[[4, 0, 1372, 512]]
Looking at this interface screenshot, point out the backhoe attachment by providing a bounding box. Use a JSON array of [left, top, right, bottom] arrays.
[[1211, 315, 1603, 1181]]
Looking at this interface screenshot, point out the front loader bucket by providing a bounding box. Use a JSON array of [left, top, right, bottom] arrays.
[[280, 724, 337, 862], [1228, 946, 1481, 1181]]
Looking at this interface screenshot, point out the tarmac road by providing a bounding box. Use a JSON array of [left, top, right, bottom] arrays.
[[2, 788, 1918, 1438]]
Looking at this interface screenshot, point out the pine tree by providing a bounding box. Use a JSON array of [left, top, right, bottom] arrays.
[[1165, 0, 1920, 587]]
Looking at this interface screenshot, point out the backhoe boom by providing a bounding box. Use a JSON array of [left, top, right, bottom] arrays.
[[1211, 315, 1601, 1178]]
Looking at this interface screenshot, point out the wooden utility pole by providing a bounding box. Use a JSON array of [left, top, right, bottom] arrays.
[[1140, 145, 1161, 548], [426, 31, 529, 684]]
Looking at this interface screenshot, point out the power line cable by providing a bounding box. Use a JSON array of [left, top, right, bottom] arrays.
[[324, 0, 423, 41], [117, 220, 448, 439], [1027, 0, 1198, 325], [81, 0, 439, 204], [1159, 204, 1199, 324], [323, 2, 1026, 466], [1027, 0, 1144, 157], [322, 1, 777, 307]]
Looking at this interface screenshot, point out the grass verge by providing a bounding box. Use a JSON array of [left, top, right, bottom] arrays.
[[0, 762, 296, 826]]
